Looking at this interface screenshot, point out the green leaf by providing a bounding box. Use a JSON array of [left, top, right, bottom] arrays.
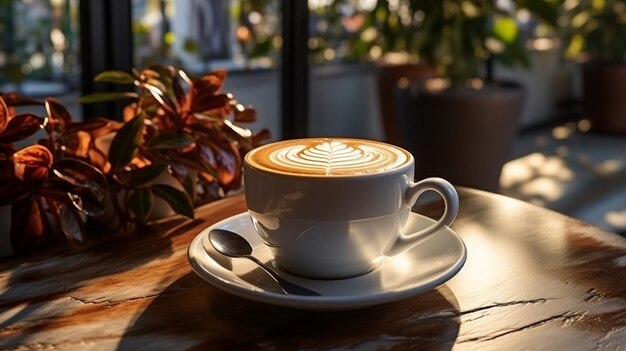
[[147, 132, 195, 150], [125, 164, 168, 188], [493, 17, 518, 44], [79, 92, 138, 104], [565, 34, 585, 59], [109, 114, 145, 171], [128, 188, 153, 224], [517, 0, 559, 26], [94, 70, 136, 84], [151, 184, 194, 219], [143, 83, 177, 113]]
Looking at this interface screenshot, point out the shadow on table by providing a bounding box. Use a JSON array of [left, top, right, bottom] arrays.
[[0, 216, 203, 347], [117, 273, 461, 350]]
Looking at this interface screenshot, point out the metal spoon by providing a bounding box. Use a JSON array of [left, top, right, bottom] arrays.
[[208, 229, 321, 296]]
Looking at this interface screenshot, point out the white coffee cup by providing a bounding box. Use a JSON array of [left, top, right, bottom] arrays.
[[244, 138, 459, 279]]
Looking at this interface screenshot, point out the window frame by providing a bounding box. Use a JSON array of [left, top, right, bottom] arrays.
[[80, 0, 133, 120], [79, 0, 309, 138]]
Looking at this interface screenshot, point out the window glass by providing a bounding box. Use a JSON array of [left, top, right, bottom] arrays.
[[0, 0, 80, 99], [132, 0, 281, 72], [309, 0, 377, 64], [132, 0, 283, 138]]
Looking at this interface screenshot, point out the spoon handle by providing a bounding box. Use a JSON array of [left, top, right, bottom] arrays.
[[247, 255, 320, 296]]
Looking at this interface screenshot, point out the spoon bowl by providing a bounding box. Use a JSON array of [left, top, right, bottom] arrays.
[[209, 228, 254, 257], [208, 229, 320, 296]]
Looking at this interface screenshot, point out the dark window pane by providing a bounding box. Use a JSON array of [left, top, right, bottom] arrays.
[[132, 0, 281, 72], [131, 0, 282, 138], [0, 0, 81, 117], [0, 0, 80, 94]]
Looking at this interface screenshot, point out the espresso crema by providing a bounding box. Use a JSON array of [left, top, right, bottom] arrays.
[[246, 138, 411, 176]]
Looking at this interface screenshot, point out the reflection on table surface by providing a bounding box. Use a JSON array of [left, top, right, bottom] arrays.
[[1, 187, 626, 350]]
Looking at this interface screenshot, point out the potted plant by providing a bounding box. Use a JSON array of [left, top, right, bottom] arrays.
[[0, 65, 269, 256], [377, 0, 557, 192], [561, 0, 626, 134], [0, 94, 108, 253]]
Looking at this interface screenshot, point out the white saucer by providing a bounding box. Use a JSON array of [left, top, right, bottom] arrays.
[[188, 212, 466, 311]]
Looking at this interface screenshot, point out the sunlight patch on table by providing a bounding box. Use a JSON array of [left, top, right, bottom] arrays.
[[551, 124, 577, 140], [500, 153, 572, 203], [520, 178, 565, 203], [594, 160, 623, 175], [604, 209, 626, 229], [449, 222, 527, 292]]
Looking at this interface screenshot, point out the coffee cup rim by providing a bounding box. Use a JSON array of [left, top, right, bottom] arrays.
[[244, 137, 414, 179]]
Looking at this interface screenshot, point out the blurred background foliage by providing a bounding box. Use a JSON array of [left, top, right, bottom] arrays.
[[130, 0, 566, 84], [2, 0, 624, 90], [0, 0, 80, 89], [561, 0, 626, 62]]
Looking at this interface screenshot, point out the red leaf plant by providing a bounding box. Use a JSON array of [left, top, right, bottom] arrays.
[[0, 95, 106, 255], [0, 65, 269, 255], [80, 66, 270, 223]]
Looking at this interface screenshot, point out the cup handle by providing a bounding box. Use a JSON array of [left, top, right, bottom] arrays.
[[385, 177, 459, 256]]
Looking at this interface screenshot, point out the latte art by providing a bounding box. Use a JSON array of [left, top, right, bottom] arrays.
[[274, 141, 385, 175], [246, 138, 410, 176]]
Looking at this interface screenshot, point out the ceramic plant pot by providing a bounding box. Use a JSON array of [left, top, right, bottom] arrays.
[[583, 63, 626, 134], [406, 82, 524, 193]]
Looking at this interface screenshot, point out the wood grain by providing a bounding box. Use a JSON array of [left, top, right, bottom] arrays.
[[1, 188, 626, 350]]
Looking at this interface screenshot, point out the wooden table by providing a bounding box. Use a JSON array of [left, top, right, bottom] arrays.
[[2, 187, 626, 350]]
